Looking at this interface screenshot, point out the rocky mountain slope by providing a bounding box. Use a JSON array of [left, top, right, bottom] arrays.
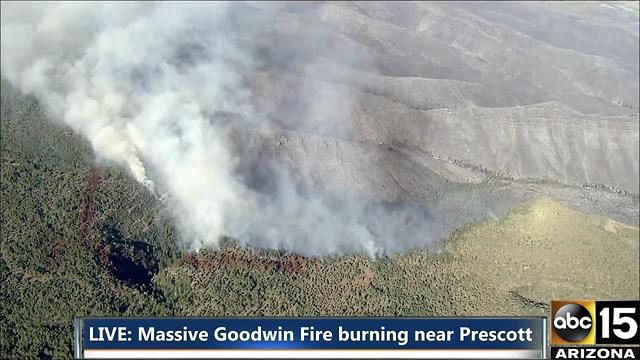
[[241, 1, 639, 197]]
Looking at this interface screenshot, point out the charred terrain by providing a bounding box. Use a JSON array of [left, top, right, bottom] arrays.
[[1, 1, 639, 358]]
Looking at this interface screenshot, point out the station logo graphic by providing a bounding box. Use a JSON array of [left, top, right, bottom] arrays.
[[551, 300, 596, 345], [551, 300, 640, 345], [550, 300, 640, 359]]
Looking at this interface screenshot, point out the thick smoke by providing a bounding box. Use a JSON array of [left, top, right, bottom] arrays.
[[1, 2, 447, 256]]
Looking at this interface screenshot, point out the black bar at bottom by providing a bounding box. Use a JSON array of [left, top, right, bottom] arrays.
[[551, 346, 640, 359]]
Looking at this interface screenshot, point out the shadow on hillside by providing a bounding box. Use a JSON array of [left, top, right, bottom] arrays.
[[101, 223, 159, 294]]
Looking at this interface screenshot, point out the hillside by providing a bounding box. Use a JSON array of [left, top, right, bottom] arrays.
[[1, 84, 638, 357], [1, 1, 639, 358]]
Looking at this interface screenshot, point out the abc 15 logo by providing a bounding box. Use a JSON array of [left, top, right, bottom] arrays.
[[551, 300, 639, 345]]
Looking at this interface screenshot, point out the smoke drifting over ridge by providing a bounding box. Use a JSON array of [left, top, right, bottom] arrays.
[[1, 2, 451, 256]]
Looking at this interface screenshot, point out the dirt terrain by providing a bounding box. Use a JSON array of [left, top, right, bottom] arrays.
[[225, 1, 640, 235]]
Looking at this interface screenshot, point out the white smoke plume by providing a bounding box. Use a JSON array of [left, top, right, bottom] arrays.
[[1, 1, 452, 256]]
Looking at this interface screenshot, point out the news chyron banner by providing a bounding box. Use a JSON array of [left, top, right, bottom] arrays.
[[75, 317, 547, 359], [550, 300, 640, 359]]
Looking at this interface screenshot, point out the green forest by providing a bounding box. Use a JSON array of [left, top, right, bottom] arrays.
[[1, 79, 181, 358]]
